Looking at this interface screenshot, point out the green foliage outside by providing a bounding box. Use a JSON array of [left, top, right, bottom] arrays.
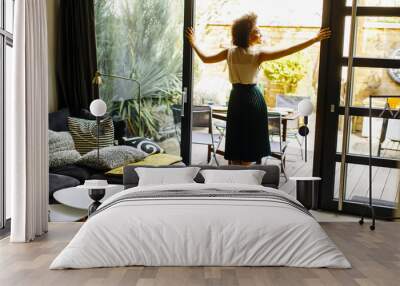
[[94, 0, 183, 139], [262, 55, 307, 94]]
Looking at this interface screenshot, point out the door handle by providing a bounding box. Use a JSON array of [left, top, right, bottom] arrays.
[[181, 87, 188, 117]]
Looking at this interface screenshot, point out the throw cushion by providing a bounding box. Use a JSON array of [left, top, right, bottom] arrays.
[[48, 130, 81, 169], [68, 117, 114, 155], [49, 173, 80, 204], [200, 169, 266, 185], [106, 153, 182, 176], [135, 167, 200, 187], [50, 164, 96, 184], [123, 137, 164, 155], [77, 145, 148, 170]]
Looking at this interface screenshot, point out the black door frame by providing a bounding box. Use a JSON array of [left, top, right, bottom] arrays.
[[313, 0, 400, 217], [181, 0, 195, 165]]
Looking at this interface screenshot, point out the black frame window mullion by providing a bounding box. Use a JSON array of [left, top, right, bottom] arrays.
[[345, 6, 400, 16], [334, 154, 400, 169], [338, 106, 400, 117], [341, 58, 400, 69]]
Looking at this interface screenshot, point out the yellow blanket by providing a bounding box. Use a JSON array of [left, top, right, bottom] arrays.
[[106, 153, 182, 176]]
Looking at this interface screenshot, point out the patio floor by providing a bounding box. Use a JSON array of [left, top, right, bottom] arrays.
[[191, 141, 314, 198], [189, 139, 399, 206]]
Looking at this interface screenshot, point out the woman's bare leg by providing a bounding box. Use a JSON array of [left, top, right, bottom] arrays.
[[229, 160, 253, 166]]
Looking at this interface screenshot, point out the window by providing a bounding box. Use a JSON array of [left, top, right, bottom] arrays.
[[94, 0, 184, 155], [317, 0, 400, 217], [1, 0, 14, 230], [346, 0, 400, 6]]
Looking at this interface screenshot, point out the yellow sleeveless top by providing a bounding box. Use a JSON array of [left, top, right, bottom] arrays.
[[227, 47, 261, 84]]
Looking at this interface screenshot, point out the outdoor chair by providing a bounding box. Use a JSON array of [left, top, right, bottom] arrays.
[[377, 118, 400, 157], [171, 105, 222, 165], [276, 94, 309, 160], [265, 112, 288, 181]]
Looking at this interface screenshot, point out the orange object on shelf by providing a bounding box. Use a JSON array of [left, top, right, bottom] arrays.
[[388, 97, 400, 108]]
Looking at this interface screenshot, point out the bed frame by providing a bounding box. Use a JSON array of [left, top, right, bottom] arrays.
[[123, 165, 281, 189]]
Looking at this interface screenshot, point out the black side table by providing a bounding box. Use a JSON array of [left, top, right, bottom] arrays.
[[290, 177, 321, 210], [88, 188, 106, 216]]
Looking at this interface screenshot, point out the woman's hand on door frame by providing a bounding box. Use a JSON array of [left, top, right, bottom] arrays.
[[185, 27, 228, 64], [313, 27, 332, 43], [185, 27, 196, 48]]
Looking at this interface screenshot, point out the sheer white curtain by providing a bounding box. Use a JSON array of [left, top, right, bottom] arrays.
[[7, 0, 49, 242]]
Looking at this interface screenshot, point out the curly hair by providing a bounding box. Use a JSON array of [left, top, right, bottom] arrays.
[[231, 13, 258, 48]]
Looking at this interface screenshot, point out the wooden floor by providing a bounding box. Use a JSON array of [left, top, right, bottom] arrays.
[[0, 222, 399, 286]]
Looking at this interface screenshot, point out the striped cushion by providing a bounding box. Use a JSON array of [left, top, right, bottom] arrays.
[[68, 117, 114, 155]]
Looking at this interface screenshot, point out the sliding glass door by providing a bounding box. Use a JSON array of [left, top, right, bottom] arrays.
[[94, 0, 194, 164], [0, 0, 14, 230], [316, 0, 400, 217]]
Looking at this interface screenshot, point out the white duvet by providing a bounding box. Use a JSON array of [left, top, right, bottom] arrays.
[[50, 183, 351, 269]]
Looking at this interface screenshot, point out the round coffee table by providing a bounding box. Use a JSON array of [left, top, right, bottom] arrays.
[[54, 184, 124, 209], [51, 185, 125, 221]]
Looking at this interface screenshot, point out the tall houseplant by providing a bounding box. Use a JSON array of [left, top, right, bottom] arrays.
[[95, 0, 183, 139], [111, 73, 181, 138]]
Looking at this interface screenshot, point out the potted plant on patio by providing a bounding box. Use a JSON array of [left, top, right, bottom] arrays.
[[261, 56, 307, 106]]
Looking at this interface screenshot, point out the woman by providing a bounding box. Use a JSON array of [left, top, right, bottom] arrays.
[[186, 13, 331, 165]]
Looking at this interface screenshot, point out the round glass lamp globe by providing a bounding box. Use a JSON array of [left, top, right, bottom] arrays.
[[298, 99, 313, 116], [90, 99, 107, 117]]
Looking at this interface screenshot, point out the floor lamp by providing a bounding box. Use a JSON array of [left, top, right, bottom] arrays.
[[92, 71, 142, 136], [89, 99, 107, 161], [87, 99, 108, 216], [298, 99, 314, 162]]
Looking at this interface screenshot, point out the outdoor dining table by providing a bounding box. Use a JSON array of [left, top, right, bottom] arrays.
[[211, 105, 299, 142]]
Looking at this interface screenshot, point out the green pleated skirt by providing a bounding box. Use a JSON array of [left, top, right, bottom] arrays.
[[224, 84, 271, 162]]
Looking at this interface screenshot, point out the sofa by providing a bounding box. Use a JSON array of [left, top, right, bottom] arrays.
[[49, 108, 127, 203]]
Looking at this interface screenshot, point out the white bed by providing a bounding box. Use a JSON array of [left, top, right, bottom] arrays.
[[50, 183, 351, 269]]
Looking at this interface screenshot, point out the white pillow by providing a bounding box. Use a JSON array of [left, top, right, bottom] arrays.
[[135, 167, 201, 186], [200, 169, 266, 185]]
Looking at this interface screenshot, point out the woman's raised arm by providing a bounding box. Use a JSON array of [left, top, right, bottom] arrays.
[[258, 28, 331, 63], [185, 27, 228, 64]]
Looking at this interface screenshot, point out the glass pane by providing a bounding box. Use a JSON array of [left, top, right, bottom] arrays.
[[94, 0, 184, 157], [337, 115, 400, 160], [333, 162, 342, 200], [5, 44, 13, 219], [343, 16, 400, 59], [346, 0, 400, 6], [334, 161, 399, 207], [5, 0, 15, 33], [340, 67, 400, 108], [347, 164, 399, 206]]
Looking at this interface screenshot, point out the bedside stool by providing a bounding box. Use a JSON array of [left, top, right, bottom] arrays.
[[290, 177, 321, 210]]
